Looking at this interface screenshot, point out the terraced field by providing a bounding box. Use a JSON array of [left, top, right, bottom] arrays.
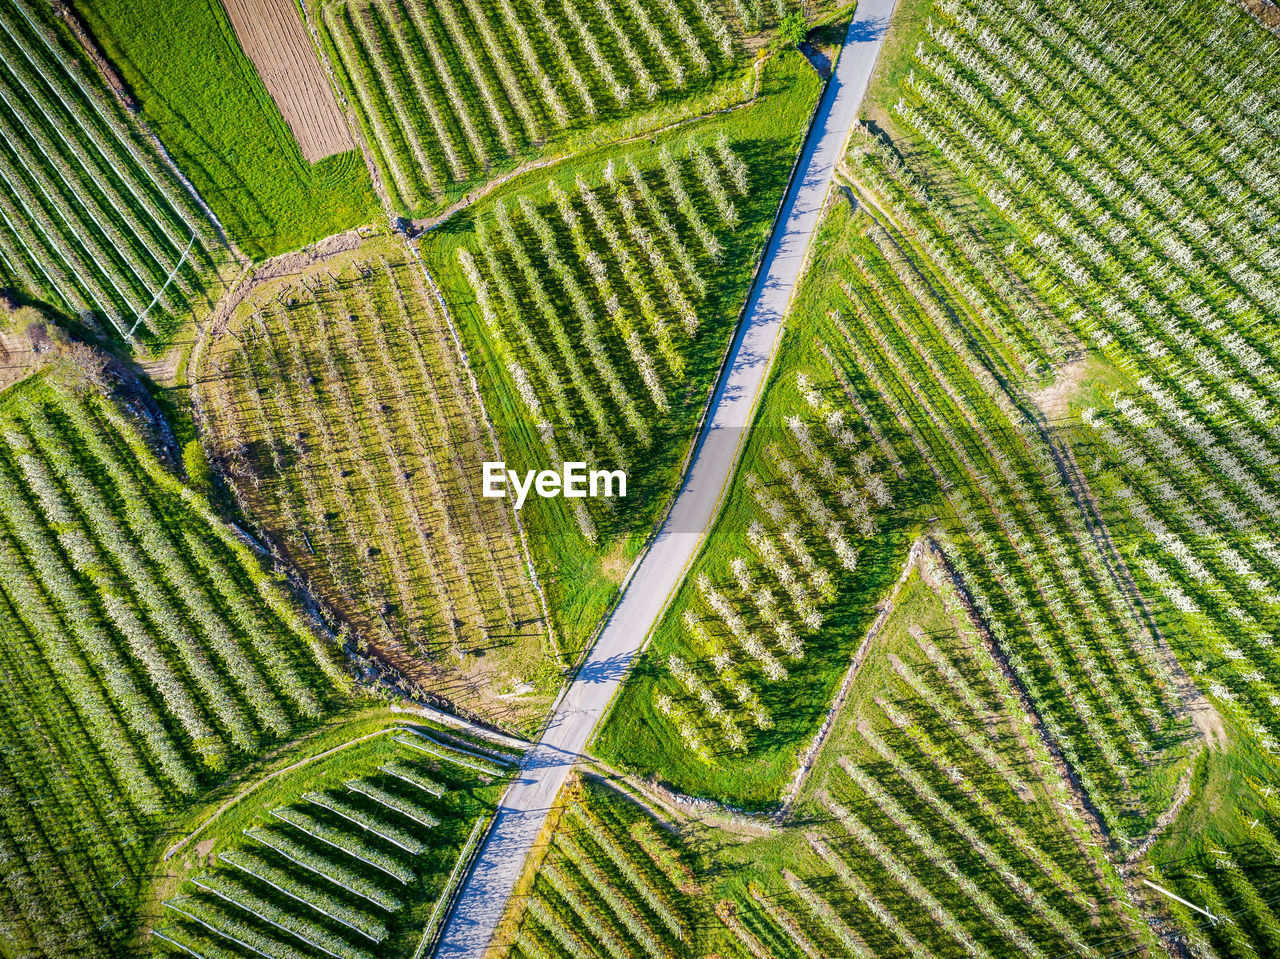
[[0, 0, 232, 345]]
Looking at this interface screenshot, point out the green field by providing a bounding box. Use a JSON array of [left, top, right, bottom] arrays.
[[499, 565, 1152, 958], [315, 0, 764, 218], [594, 200, 921, 804], [423, 48, 823, 658], [72, 0, 377, 260], [0, 371, 349, 956], [3, 0, 1280, 954], [583, 0, 1280, 951], [0, 0, 238, 349]]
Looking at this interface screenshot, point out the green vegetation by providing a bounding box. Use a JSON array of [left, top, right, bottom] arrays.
[[1144, 738, 1280, 959], [595, 200, 919, 805], [0, 371, 347, 956], [689, 560, 1155, 959], [198, 235, 553, 732], [778, 12, 808, 46], [0, 0, 236, 348], [502, 777, 721, 959], [424, 48, 823, 657], [503, 566, 1148, 957], [152, 724, 508, 959], [583, 0, 1280, 952], [71, 0, 377, 260], [316, 0, 755, 218]]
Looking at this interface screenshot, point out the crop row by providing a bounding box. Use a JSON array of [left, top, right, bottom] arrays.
[[159, 744, 488, 959], [321, 0, 746, 213], [654, 356, 896, 760], [514, 787, 696, 959], [459, 138, 748, 543], [714, 564, 1132, 957], [201, 246, 545, 670], [0, 0, 222, 341]]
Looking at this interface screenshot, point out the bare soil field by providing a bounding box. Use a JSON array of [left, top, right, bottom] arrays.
[[220, 0, 353, 162], [0, 330, 40, 392]]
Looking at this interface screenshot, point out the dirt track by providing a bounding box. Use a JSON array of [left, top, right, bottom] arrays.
[[220, 0, 353, 162]]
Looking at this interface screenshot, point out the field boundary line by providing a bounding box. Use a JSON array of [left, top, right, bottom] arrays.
[[776, 536, 923, 821]]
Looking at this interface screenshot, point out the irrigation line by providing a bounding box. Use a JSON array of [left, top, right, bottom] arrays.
[[190, 877, 349, 959], [150, 929, 215, 959], [161, 900, 275, 959], [129, 232, 196, 338], [1141, 879, 1219, 923], [270, 809, 412, 884]]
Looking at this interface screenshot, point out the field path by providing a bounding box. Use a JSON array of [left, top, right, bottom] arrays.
[[435, 6, 899, 955]]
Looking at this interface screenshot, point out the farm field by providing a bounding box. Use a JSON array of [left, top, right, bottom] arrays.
[[4, 0, 1280, 955], [0, 369, 348, 957], [496, 566, 1151, 958], [220, 0, 355, 163], [0, 0, 237, 348], [583, 0, 1280, 953], [70, 0, 377, 260], [314, 0, 799, 217], [495, 776, 716, 958], [424, 48, 823, 654], [597, 191, 1191, 825], [196, 236, 552, 733], [151, 719, 511, 959]]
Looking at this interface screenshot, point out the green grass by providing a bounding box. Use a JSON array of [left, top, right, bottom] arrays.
[[72, 0, 378, 259], [421, 49, 824, 663], [1144, 735, 1280, 959]]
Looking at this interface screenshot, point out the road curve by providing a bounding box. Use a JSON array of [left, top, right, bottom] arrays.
[[436, 5, 898, 955]]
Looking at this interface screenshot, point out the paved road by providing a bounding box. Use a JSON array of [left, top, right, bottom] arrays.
[[436, 4, 898, 954]]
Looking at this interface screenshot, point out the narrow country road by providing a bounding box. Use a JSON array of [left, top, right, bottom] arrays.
[[436, 4, 898, 954]]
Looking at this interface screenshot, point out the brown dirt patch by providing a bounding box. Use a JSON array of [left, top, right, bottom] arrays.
[[0, 331, 40, 392], [220, 0, 353, 162], [1030, 357, 1088, 419]]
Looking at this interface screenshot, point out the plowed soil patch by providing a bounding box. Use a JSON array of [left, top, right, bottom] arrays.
[[221, 0, 353, 162]]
